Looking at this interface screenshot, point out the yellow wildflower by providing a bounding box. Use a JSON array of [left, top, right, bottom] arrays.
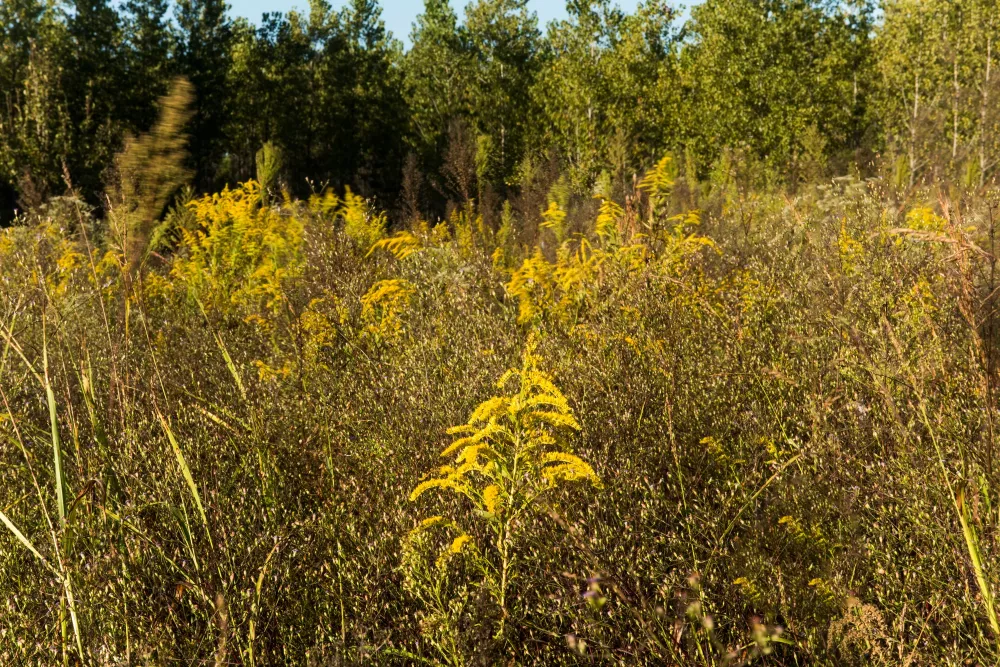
[[450, 534, 473, 554], [483, 485, 501, 514]]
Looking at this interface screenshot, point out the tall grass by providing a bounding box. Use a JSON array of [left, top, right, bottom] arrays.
[[2, 164, 1000, 664]]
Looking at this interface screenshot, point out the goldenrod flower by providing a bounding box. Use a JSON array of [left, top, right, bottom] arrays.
[[541, 452, 602, 488], [368, 231, 421, 260], [483, 485, 501, 514], [450, 534, 473, 554]]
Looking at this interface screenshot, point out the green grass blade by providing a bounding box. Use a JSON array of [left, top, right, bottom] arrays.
[[0, 316, 42, 385], [102, 507, 203, 593], [0, 310, 18, 377], [959, 489, 1000, 636], [195, 296, 246, 401], [0, 508, 55, 574], [249, 540, 281, 667], [157, 411, 214, 549], [214, 331, 246, 401], [63, 573, 85, 662], [43, 331, 66, 529]]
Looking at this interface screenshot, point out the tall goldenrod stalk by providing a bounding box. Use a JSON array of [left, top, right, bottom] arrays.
[[406, 337, 602, 646]]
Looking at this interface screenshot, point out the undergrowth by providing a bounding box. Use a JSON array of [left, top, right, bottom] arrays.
[[2, 158, 1000, 665]]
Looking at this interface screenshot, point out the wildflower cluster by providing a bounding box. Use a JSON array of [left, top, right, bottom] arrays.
[[405, 337, 601, 653], [172, 181, 303, 315]]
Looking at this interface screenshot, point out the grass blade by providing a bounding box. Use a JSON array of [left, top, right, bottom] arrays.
[[0, 508, 55, 574], [195, 296, 246, 401], [214, 331, 246, 402], [958, 487, 1000, 636], [63, 573, 85, 662], [43, 325, 66, 529], [249, 540, 281, 667], [157, 410, 214, 549]]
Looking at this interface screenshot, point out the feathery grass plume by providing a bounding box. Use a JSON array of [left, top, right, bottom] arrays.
[[405, 336, 601, 655], [255, 142, 284, 206], [106, 77, 193, 277]]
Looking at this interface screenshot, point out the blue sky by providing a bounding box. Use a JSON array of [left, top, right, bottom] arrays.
[[226, 0, 571, 45]]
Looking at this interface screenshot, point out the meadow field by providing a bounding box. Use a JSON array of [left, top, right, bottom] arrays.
[[3, 147, 1000, 664], [5, 0, 1000, 663]]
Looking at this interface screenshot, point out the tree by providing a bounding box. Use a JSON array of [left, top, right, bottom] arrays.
[[681, 0, 872, 178], [531, 0, 623, 189], [0, 0, 48, 217], [0, 0, 72, 212], [968, 0, 1000, 186], [605, 0, 681, 179], [64, 0, 128, 196], [226, 4, 331, 187], [226, 13, 296, 182], [224, 0, 406, 200], [464, 0, 542, 191], [0, 0, 47, 96], [121, 0, 175, 132], [404, 0, 473, 174], [339, 0, 409, 197], [876, 0, 1000, 187], [174, 0, 232, 189]]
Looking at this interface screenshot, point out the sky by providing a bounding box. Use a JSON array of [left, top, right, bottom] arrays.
[[226, 0, 571, 46]]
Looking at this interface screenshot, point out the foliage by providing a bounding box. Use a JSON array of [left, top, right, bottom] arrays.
[[875, 0, 1000, 187], [360, 277, 415, 343], [5, 157, 1000, 664], [338, 187, 388, 249], [369, 230, 422, 260], [9, 0, 1000, 222], [171, 180, 303, 315], [404, 0, 472, 172], [463, 0, 541, 190], [11, 3, 1000, 662], [255, 141, 283, 204], [681, 0, 872, 175]]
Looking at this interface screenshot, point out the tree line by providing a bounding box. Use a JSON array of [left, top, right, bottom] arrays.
[[1, 0, 999, 223]]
